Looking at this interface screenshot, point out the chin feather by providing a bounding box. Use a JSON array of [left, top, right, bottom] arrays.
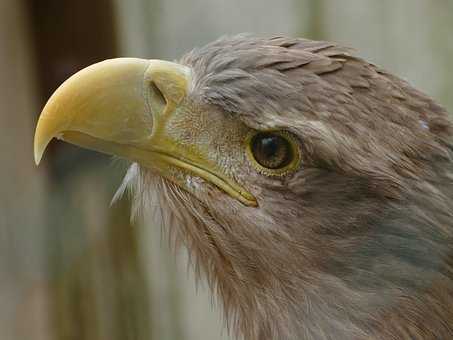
[[112, 164, 233, 328], [113, 164, 290, 339]]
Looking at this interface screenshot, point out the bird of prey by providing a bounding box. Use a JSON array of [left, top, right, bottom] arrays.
[[34, 35, 453, 340]]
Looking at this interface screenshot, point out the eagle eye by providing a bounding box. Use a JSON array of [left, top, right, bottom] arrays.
[[246, 131, 301, 176]]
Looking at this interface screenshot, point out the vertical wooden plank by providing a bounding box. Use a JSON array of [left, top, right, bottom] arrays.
[[306, 0, 326, 40], [0, 1, 50, 339], [426, 1, 453, 114]]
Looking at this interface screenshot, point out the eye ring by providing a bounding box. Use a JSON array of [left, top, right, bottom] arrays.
[[245, 130, 301, 177]]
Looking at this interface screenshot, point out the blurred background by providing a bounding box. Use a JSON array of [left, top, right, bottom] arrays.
[[1, 0, 453, 339]]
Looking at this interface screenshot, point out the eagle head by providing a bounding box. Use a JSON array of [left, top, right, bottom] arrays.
[[34, 35, 453, 339]]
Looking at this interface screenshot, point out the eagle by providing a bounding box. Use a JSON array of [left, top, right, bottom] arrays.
[[34, 35, 453, 339]]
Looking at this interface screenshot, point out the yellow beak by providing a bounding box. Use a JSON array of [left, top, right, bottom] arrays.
[[34, 58, 257, 206]]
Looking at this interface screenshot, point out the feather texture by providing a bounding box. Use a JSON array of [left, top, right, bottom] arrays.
[[124, 35, 453, 339]]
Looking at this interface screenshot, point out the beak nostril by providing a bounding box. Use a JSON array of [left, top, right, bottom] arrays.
[[145, 59, 191, 107], [149, 81, 167, 108]]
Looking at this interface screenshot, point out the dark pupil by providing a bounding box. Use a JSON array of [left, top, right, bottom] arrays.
[[251, 133, 292, 169]]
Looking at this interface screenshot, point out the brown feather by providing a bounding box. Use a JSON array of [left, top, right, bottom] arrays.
[[125, 35, 453, 339]]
